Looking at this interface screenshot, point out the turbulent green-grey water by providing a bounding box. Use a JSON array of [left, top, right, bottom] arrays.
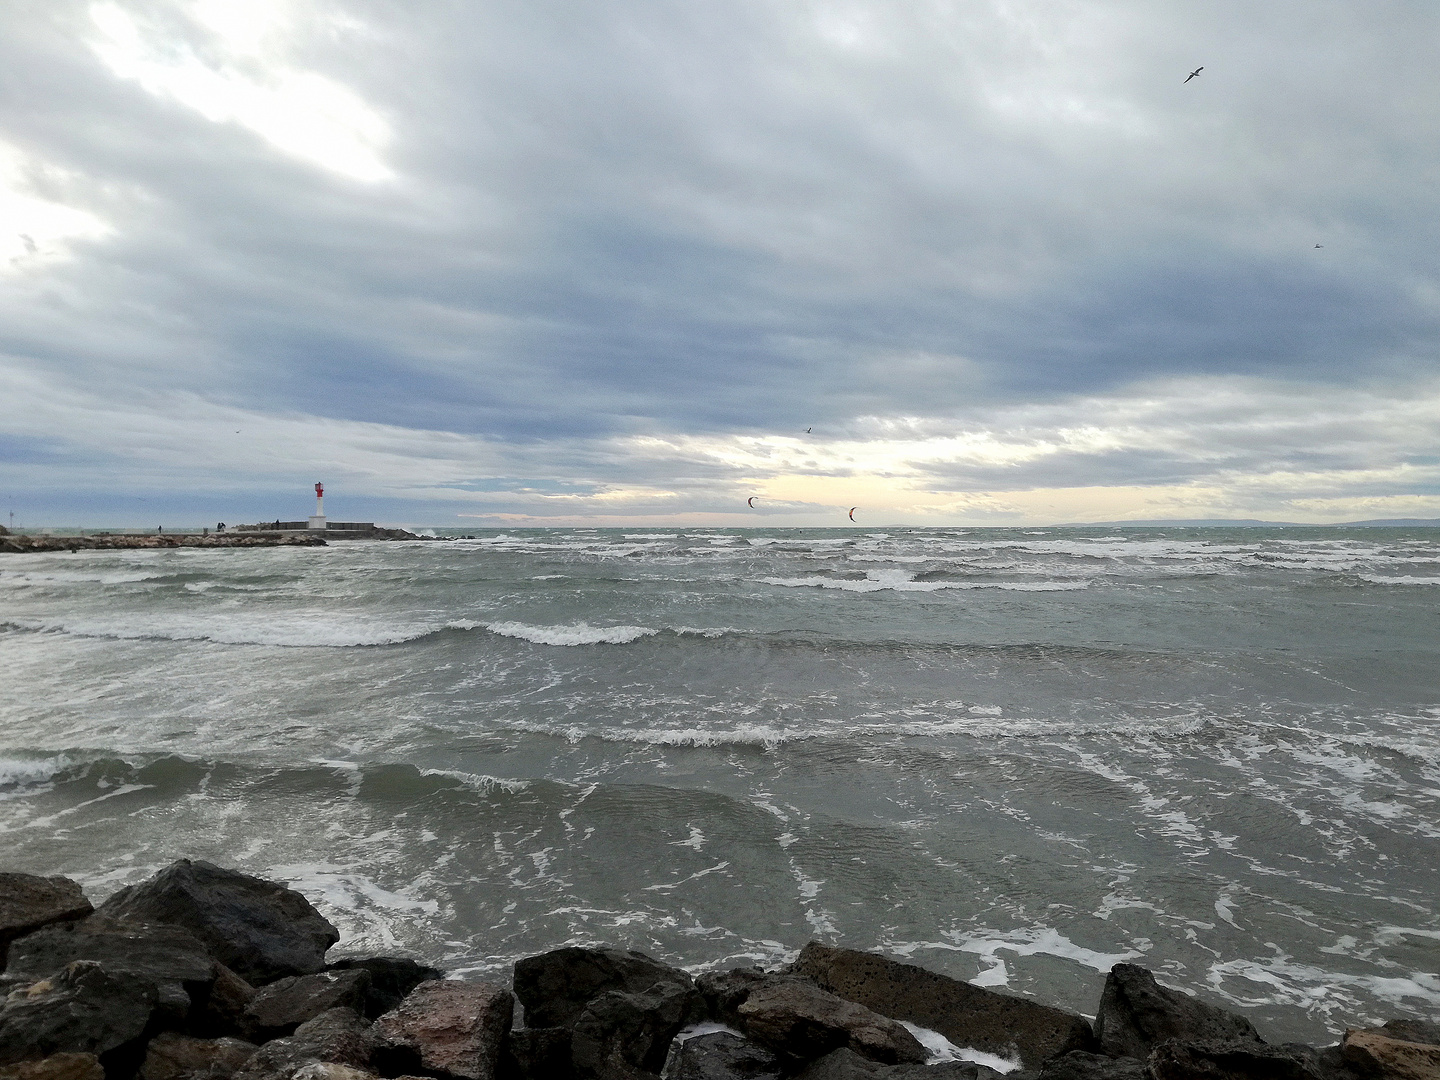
[[2, 527, 1437, 1043]]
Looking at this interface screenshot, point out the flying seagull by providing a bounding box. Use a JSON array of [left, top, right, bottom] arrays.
[[1315, 244, 1324, 248], [805, 427, 812, 433], [1184, 66, 1203, 83]]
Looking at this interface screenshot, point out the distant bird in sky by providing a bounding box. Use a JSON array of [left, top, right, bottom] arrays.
[[805, 427, 812, 433], [1315, 244, 1324, 249], [1184, 66, 1203, 83]]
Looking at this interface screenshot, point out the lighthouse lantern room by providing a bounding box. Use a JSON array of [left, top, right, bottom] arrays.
[[308, 482, 327, 530]]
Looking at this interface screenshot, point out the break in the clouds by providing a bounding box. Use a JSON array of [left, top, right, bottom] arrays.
[[1, 1, 1438, 526]]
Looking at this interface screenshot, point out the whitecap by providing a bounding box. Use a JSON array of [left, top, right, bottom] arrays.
[[1358, 575, 1440, 586], [899, 1022, 1021, 1073], [760, 571, 1089, 593], [483, 621, 658, 646]]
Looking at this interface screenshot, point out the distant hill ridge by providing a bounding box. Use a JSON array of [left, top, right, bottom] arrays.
[[1057, 517, 1440, 527]]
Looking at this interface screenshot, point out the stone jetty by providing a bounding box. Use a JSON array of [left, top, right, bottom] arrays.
[[2, 862, 1435, 1080]]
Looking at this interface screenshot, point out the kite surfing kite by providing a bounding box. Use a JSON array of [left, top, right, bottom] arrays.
[[747, 497, 757, 508], [848, 507, 857, 522]]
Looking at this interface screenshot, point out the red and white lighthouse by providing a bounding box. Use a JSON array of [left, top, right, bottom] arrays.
[[309, 482, 327, 530]]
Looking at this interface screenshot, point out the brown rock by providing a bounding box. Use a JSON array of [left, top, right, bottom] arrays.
[[736, 980, 927, 1068], [695, 969, 774, 1028], [0, 1055, 104, 1080], [790, 942, 1095, 1069], [1379, 1021, 1440, 1049], [0, 875, 93, 968], [139, 1033, 257, 1080], [375, 981, 513, 1080], [1343, 1029, 1440, 1080]]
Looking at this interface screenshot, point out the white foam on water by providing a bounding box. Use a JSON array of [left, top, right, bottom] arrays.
[[898, 1022, 1022, 1073], [0, 754, 76, 790], [418, 768, 530, 794], [623, 534, 677, 539], [1206, 951, 1440, 1023], [484, 621, 659, 646], [266, 861, 441, 953], [1358, 575, 1440, 586], [760, 571, 1089, 593], [927, 926, 1144, 979]]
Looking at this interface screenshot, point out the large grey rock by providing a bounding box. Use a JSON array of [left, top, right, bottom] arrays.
[[695, 970, 774, 1028], [0, 1054, 104, 1080], [139, 1033, 257, 1080], [244, 971, 371, 1040], [0, 961, 159, 1066], [6, 915, 216, 1026], [1342, 1028, 1440, 1080], [501, 1027, 572, 1080], [1039, 1051, 1152, 1079], [1094, 966, 1261, 1060], [662, 1032, 782, 1080], [513, 947, 693, 1031], [1148, 1038, 1349, 1079], [233, 1008, 377, 1080], [326, 958, 442, 1020], [98, 861, 338, 986], [0, 876, 93, 970], [790, 942, 1095, 1069], [374, 981, 513, 1080], [570, 980, 703, 1079], [791, 1047, 1002, 1079], [736, 980, 927, 1068]]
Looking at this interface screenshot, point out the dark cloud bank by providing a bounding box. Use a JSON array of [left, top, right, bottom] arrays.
[[1, 0, 1437, 525]]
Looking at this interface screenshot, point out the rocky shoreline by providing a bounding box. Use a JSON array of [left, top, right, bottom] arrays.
[[0, 532, 329, 553], [1, 862, 1434, 1080]]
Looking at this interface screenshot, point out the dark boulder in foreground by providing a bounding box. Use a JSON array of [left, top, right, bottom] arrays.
[[98, 861, 339, 986], [512, 946, 695, 1031], [0, 875, 94, 970], [1094, 964, 1261, 1060], [232, 1008, 377, 1080], [661, 1031, 783, 1080], [736, 979, 927, 1068], [5, 916, 216, 1027], [570, 977, 704, 1078], [791, 1047, 1001, 1078], [1038, 1050, 1151, 1079], [790, 942, 1095, 1068], [137, 1032, 257, 1080], [0, 961, 159, 1067], [243, 970, 371, 1040], [325, 958, 442, 1020], [374, 980, 512, 1080]]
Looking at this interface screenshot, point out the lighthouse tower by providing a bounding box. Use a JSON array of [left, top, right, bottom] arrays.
[[309, 482, 327, 530]]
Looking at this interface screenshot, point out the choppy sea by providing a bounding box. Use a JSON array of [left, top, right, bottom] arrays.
[[2, 527, 1437, 1043]]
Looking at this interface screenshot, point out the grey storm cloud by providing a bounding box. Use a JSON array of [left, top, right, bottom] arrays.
[[0, 0, 1437, 525]]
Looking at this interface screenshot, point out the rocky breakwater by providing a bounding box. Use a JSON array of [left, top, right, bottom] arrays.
[[0, 532, 327, 554], [2, 864, 1436, 1080]]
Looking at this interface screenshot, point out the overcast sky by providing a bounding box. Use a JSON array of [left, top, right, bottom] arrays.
[[2, 0, 1438, 527]]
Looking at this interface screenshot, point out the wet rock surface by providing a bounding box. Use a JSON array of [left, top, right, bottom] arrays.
[[98, 861, 338, 987], [137, 1033, 257, 1080], [570, 979, 704, 1078], [512, 947, 694, 1031], [1038, 1050, 1152, 1079], [1342, 1028, 1440, 1080], [736, 980, 927, 1068], [244, 971, 371, 1040], [0, 961, 159, 1067], [662, 1032, 783, 1080], [6, 917, 216, 1027], [233, 1009, 378, 1080], [790, 943, 1095, 1068], [325, 960, 441, 1021], [1094, 965, 1262, 1060], [0, 876, 94, 970], [374, 981, 513, 1080]]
